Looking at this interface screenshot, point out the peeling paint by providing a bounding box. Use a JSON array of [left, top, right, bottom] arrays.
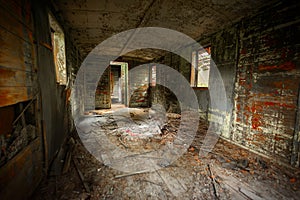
[[258, 61, 296, 72]]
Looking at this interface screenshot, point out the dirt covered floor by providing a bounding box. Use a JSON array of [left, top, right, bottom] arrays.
[[33, 107, 300, 199]]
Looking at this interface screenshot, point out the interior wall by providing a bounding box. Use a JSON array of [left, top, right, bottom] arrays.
[[231, 1, 300, 166], [33, 0, 66, 173], [204, 2, 299, 167], [0, 0, 37, 106], [0, 0, 42, 199], [32, 0, 81, 173], [157, 1, 300, 167], [151, 54, 184, 113], [0, 0, 80, 195]]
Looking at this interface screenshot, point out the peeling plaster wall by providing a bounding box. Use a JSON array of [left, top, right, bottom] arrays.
[[200, 1, 300, 166], [66, 32, 83, 132], [207, 26, 238, 139], [152, 51, 210, 116], [157, 1, 300, 167], [232, 2, 300, 166]]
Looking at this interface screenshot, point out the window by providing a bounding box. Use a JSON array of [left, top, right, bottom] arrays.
[[190, 46, 211, 88], [49, 13, 67, 85]]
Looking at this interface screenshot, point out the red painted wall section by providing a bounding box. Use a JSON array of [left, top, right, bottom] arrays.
[[233, 2, 300, 164]]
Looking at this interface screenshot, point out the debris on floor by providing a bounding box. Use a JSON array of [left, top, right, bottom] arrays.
[[32, 107, 300, 199]]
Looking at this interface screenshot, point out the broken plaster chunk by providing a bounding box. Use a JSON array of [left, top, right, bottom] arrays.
[[236, 159, 249, 169], [221, 161, 237, 170], [158, 159, 171, 167], [101, 153, 112, 166]]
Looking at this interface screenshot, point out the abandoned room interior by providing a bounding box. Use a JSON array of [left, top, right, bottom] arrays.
[[0, 0, 300, 199]]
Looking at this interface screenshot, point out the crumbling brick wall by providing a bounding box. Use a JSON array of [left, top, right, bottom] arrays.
[[197, 1, 300, 166], [232, 2, 300, 165], [157, 1, 300, 167]]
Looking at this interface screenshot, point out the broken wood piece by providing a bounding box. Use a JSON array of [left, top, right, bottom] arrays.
[[200, 148, 228, 159], [239, 187, 264, 200], [207, 164, 219, 199], [40, 41, 53, 51], [42, 120, 49, 175], [13, 93, 38, 125], [62, 151, 72, 174], [114, 170, 151, 179], [118, 137, 128, 148], [72, 157, 91, 193], [18, 103, 26, 128], [221, 181, 250, 200], [214, 165, 266, 200], [62, 138, 76, 174], [140, 179, 162, 186]]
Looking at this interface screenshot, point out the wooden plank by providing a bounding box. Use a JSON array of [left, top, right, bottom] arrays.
[[18, 103, 26, 127], [0, 5, 34, 43], [0, 86, 34, 107], [0, 67, 33, 87], [0, 28, 34, 72], [0, 0, 33, 30], [0, 138, 43, 199]]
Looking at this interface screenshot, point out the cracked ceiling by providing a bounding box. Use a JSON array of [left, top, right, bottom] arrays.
[[52, 0, 277, 60]]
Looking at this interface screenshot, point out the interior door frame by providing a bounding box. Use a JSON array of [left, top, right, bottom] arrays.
[[110, 61, 129, 106]]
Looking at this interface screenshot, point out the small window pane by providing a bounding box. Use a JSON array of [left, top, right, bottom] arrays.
[[190, 46, 211, 88], [49, 14, 67, 85], [197, 48, 210, 87]]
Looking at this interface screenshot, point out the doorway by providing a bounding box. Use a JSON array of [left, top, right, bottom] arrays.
[[95, 62, 128, 109], [110, 65, 122, 104], [110, 61, 129, 107]]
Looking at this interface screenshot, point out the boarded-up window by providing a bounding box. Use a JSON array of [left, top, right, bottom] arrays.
[[190, 46, 211, 87], [49, 14, 67, 85]]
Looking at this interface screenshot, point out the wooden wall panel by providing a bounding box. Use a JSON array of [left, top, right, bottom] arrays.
[[0, 67, 33, 87], [0, 1, 43, 199], [0, 138, 43, 199], [0, 0, 33, 30], [0, 0, 35, 107], [0, 87, 34, 106], [0, 5, 33, 42]]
